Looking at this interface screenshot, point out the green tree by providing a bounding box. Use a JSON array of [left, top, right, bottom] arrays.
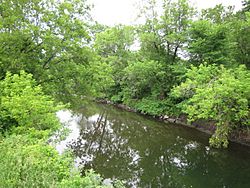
[[136, 0, 166, 62], [93, 25, 135, 99], [115, 60, 183, 115], [0, 134, 125, 188], [0, 71, 62, 132], [121, 60, 165, 102], [187, 20, 233, 65], [94, 25, 135, 59], [188, 4, 250, 68], [160, 0, 196, 62], [231, 12, 250, 68], [87, 59, 115, 98], [137, 0, 195, 63], [0, 0, 93, 97], [132, 0, 195, 104], [171, 64, 250, 148]]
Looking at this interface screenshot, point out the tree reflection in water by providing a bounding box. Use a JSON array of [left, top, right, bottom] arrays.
[[68, 106, 200, 187], [59, 103, 250, 188]]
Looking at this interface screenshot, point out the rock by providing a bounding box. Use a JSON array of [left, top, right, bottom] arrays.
[[167, 118, 176, 123], [163, 115, 169, 120]]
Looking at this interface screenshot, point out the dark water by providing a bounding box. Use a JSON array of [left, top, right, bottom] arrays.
[[56, 102, 250, 188]]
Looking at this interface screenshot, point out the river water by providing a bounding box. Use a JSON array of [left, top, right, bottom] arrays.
[[56, 102, 250, 188]]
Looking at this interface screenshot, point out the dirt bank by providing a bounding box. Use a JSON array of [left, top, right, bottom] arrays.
[[96, 99, 250, 147]]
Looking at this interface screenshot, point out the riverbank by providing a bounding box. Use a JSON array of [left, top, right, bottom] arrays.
[[96, 99, 250, 147]]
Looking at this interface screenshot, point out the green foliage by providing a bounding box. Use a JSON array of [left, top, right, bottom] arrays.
[[90, 0, 250, 149], [160, 0, 196, 59], [0, 71, 124, 188], [0, 0, 93, 97], [188, 4, 250, 68], [107, 58, 187, 116], [188, 20, 233, 65], [107, 59, 185, 116], [134, 98, 167, 116], [171, 64, 250, 148], [94, 25, 135, 59], [201, 4, 234, 23], [232, 12, 250, 68], [60, 170, 125, 188], [0, 0, 249, 163], [0, 71, 63, 132], [0, 134, 122, 188], [138, 0, 196, 63], [93, 25, 136, 99], [87, 60, 115, 98], [121, 61, 165, 103], [105, 0, 196, 117], [138, 28, 166, 62], [0, 134, 71, 188], [60, 170, 104, 188]]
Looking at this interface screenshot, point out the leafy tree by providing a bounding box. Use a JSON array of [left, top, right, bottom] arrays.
[[189, 4, 250, 68], [121, 60, 165, 103], [201, 4, 234, 24], [137, 28, 166, 63], [171, 64, 250, 148], [132, 0, 195, 105], [0, 0, 93, 97], [136, 0, 166, 62], [187, 20, 234, 65], [138, 0, 195, 63], [87, 60, 115, 98], [231, 12, 250, 68], [0, 71, 63, 132], [94, 25, 135, 59], [160, 0, 196, 62], [0, 71, 124, 188], [93, 25, 136, 98]]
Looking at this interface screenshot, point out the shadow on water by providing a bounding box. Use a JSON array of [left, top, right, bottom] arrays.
[[56, 102, 250, 188]]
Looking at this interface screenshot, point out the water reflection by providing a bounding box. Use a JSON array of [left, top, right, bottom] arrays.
[[55, 110, 81, 154], [57, 103, 250, 188]]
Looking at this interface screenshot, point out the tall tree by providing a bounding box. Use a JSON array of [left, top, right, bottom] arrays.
[[137, 0, 195, 63], [160, 0, 195, 62], [232, 3, 250, 68], [0, 0, 93, 97], [91, 25, 136, 99], [187, 20, 233, 65]]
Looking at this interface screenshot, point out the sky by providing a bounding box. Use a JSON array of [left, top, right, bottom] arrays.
[[88, 0, 243, 26]]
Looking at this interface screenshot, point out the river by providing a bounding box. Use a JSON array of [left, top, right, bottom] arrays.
[[56, 102, 250, 188]]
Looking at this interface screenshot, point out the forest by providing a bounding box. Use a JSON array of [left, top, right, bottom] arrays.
[[0, 0, 249, 187]]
